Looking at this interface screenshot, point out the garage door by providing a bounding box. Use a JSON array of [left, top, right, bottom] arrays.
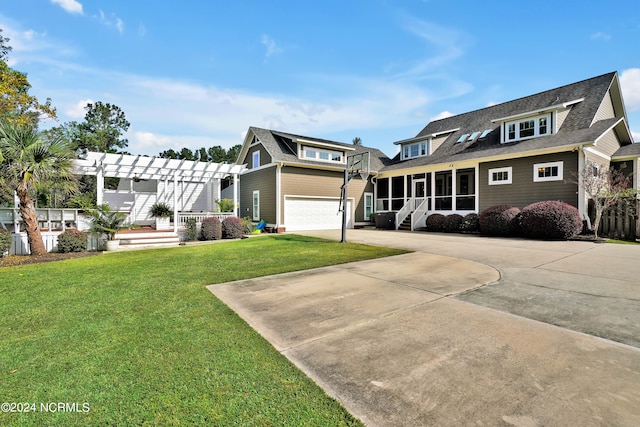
[[284, 197, 352, 231]]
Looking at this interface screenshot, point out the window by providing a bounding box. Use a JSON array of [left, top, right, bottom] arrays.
[[456, 168, 475, 210], [480, 129, 492, 138], [456, 134, 469, 143], [468, 131, 480, 141], [401, 141, 428, 160], [533, 161, 563, 182], [488, 167, 513, 185], [364, 193, 373, 220], [504, 113, 552, 142], [434, 171, 452, 210], [252, 151, 260, 168], [252, 190, 260, 221], [302, 146, 343, 163]]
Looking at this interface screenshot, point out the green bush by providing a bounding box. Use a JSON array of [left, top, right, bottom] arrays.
[[222, 216, 244, 239], [149, 202, 172, 217], [460, 213, 480, 233], [57, 229, 88, 253], [201, 217, 222, 240], [184, 217, 198, 241], [0, 229, 11, 256], [425, 213, 445, 232], [442, 214, 464, 233], [241, 217, 255, 234], [479, 205, 521, 236], [520, 200, 583, 240]]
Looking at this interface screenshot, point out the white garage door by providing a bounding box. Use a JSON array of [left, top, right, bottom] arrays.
[[284, 197, 352, 231]]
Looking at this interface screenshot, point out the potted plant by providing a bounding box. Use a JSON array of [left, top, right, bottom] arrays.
[[149, 202, 173, 230], [89, 204, 127, 251]]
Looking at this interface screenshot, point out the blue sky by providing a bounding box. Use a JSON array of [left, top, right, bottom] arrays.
[[1, 0, 639, 157]]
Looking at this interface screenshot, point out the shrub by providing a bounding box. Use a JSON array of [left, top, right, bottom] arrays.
[[184, 217, 198, 241], [222, 216, 244, 239], [57, 229, 88, 253], [425, 213, 445, 232], [479, 205, 521, 236], [520, 201, 583, 240], [442, 214, 464, 233], [200, 217, 222, 240], [460, 213, 480, 233], [241, 217, 255, 234], [0, 229, 11, 256], [149, 202, 172, 218]]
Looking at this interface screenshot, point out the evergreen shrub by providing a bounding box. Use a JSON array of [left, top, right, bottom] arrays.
[[0, 229, 11, 256], [425, 213, 445, 232], [57, 229, 88, 253], [222, 216, 244, 239], [460, 213, 480, 233], [442, 214, 464, 233], [201, 217, 222, 240], [479, 205, 521, 236], [520, 200, 583, 240]]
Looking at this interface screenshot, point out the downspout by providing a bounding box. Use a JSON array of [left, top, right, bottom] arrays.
[[275, 162, 282, 231], [577, 145, 586, 220]]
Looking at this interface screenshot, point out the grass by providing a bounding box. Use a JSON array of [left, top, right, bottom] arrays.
[[0, 234, 407, 426], [606, 238, 640, 245]]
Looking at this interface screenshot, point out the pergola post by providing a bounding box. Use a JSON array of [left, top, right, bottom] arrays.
[[96, 163, 104, 206], [233, 173, 239, 217], [173, 171, 179, 233]]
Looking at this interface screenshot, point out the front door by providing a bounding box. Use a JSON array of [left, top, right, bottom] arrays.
[[413, 179, 426, 210]]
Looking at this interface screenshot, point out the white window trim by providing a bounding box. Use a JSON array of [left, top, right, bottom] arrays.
[[533, 161, 563, 182], [252, 190, 260, 221], [401, 140, 429, 160], [488, 167, 513, 185], [252, 150, 260, 169], [364, 192, 373, 220], [503, 113, 552, 143], [301, 145, 344, 164]]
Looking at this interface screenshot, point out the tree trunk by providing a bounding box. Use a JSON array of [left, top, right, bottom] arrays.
[[16, 185, 47, 256]]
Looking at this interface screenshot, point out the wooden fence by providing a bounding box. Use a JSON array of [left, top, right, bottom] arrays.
[[599, 198, 639, 240]]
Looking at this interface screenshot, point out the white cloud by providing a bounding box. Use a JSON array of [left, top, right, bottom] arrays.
[[430, 111, 454, 121], [590, 32, 612, 41], [94, 10, 125, 34], [51, 0, 83, 15], [620, 68, 640, 112], [133, 131, 176, 150], [632, 130, 640, 143], [65, 99, 93, 119], [261, 34, 283, 59]]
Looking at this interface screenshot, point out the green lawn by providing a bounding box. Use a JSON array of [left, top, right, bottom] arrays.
[[0, 234, 407, 426]]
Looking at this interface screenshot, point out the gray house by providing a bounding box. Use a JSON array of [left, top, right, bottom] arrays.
[[238, 72, 639, 232]]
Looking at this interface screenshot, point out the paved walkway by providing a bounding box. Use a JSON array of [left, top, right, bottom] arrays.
[[208, 230, 640, 426]]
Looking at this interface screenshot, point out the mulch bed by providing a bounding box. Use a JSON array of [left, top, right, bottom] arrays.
[[0, 252, 101, 268]]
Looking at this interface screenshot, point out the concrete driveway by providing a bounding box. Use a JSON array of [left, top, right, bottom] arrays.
[[208, 230, 640, 426]]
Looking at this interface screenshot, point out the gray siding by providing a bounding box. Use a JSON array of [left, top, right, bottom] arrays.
[[239, 167, 277, 223], [479, 152, 578, 211], [556, 106, 571, 130], [595, 129, 622, 158], [240, 143, 272, 169], [594, 92, 615, 123], [431, 134, 449, 153]]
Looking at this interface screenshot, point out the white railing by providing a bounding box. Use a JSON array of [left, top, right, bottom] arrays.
[[176, 211, 234, 228], [395, 199, 412, 230], [411, 199, 429, 231], [0, 207, 85, 233]]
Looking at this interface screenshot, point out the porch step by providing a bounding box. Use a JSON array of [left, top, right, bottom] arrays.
[[115, 230, 180, 248], [398, 216, 412, 231]]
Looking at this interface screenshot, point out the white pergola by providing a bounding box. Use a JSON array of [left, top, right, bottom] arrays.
[[73, 151, 246, 232]]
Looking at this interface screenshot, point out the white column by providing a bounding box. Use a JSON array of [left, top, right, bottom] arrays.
[[173, 172, 179, 233], [233, 173, 239, 217], [13, 191, 19, 232], [451, 168, 457, 212], [577, 149, 586, 218], [96, 164, 104, 206]]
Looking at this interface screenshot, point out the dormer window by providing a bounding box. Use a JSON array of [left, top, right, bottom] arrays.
[[302, 146, 343, 163], [401, 141, 428, 160], [504, 113, 551, 143]]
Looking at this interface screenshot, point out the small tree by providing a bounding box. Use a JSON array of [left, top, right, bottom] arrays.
[[570, 161, 632, 238]]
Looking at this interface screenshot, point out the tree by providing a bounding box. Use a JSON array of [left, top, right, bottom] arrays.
[[352, 137, 362, 146], [75, 102, 130, 153], [571, 161, 633, 238], [0, 121, 76, 255], [0, 29, 56, 126]]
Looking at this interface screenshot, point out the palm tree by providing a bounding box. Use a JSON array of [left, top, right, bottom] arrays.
[[0, 121, 76, 255], [352, 137, 362, 146]]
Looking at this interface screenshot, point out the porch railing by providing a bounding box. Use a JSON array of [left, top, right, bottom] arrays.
[[176, 211, 234, 228], [395, 199, 412, 230], [0, 207, 84, 233], [411, 199, 429, 231]]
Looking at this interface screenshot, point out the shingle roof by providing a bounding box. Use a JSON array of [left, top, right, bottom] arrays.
[[248, 127, 391, 172], [383, 72, 621, 171], [613, 142, 640, 158]]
